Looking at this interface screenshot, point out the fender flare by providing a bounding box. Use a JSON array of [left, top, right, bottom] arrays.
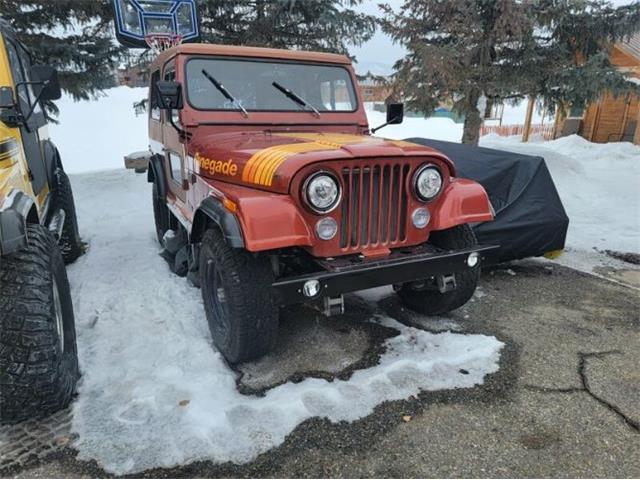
[[147, 154, 167, 200], [0, 191, 36, 256], [41, 140, 61, 186], [429, 178, 494, 231], [191, 197, 244, 248]]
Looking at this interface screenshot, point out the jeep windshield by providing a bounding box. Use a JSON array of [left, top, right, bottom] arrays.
[[185, 57, 357, 112]]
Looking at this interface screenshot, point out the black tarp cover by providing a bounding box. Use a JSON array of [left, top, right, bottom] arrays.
[[405, 138, 569, 263]]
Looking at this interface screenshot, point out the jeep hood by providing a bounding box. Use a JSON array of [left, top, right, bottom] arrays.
[[189, 131, 456, 194]]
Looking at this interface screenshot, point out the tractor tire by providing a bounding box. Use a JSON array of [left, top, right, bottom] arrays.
[[199, 228, 278, 364], [53, 169, 83, 264], [0, 224, 80, 424], [152, 180, 172, 245], [397, 224, 480, 316]]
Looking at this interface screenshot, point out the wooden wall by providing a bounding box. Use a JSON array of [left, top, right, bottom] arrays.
[[580, 94, 639, 143]]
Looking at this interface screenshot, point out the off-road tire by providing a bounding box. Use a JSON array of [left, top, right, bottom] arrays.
[[0, 225, 80, 423], [152, 180, 172, 245], [397, 224, 480, 315], [53, 169, 83, 264], [199, 228, 278, 364]]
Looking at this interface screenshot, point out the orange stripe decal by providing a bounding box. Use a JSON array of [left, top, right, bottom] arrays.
[[242, 133, 385, 186]]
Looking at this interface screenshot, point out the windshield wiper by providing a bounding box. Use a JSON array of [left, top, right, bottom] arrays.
[[272, 81, 320, 118], [201, 69, 248, 118]]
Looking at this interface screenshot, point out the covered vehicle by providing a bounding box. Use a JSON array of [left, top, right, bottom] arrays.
[[405, 138, 569, 263]]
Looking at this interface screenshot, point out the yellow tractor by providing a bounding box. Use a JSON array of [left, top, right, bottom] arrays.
[[0, 18, 82, 422]]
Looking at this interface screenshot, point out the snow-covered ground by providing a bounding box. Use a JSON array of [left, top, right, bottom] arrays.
[[45, 87, 637, 472]]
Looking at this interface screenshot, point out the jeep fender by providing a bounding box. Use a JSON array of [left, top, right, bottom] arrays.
[[429, 178, 494, 231], [147, 154, 167, 200], [191, 197, 245, 248], [0, 191, 36, 255], [41, 139, 61, 185]]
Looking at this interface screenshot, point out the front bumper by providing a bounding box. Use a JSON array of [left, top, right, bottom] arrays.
[[272, 244, 498, 306]]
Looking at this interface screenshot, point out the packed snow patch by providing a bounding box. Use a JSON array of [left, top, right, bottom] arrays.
[[67, 170, 503, 474]]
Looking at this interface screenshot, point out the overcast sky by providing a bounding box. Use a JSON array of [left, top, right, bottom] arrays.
[[350, 0, 636, 75]]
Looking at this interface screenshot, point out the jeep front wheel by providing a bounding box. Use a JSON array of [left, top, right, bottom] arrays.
[[199, 228, 278, 364], [396, 224, 480, 316], [0, 225, 80, 423]]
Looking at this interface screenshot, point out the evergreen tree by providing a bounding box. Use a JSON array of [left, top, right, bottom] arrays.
[[198, 0, 376, 54], [0, 0, 124, 101], [381, 0, 640, 145]]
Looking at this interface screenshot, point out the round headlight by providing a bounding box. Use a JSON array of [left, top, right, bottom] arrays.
[[305, 172, 340, 213], [415, 164, 443, 201]]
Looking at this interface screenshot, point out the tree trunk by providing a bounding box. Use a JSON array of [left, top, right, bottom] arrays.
[[462, 107, 482, 145], [461, 89, 482, 145]]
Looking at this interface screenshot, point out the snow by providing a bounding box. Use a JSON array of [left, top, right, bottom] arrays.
[[66, 171, 502, 474]]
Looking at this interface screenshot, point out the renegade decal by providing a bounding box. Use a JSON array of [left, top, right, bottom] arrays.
[[195, 152, 238, 177]]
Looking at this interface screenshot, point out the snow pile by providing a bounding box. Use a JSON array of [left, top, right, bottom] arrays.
[[67, 170, 503, 474], [49, 87, 148, 174]]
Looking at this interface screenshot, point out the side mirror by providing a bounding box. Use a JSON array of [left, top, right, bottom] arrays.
[[155, 81, 183, 110], [386, 103, 404, 124], [371, 102, 405, 134], [31, 65, 61, 101]]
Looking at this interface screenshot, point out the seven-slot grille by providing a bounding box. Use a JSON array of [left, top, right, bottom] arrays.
[[339, 162, 412, 249]]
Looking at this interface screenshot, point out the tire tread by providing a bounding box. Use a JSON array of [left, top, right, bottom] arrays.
[[199, 228, 278, 363], [0, 225, 79, 423]]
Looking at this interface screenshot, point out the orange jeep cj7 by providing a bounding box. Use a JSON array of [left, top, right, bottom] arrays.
[[136, 43, 496, 363]]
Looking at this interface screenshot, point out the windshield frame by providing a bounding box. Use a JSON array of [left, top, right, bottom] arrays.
[[183, 55, 360, 114]]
